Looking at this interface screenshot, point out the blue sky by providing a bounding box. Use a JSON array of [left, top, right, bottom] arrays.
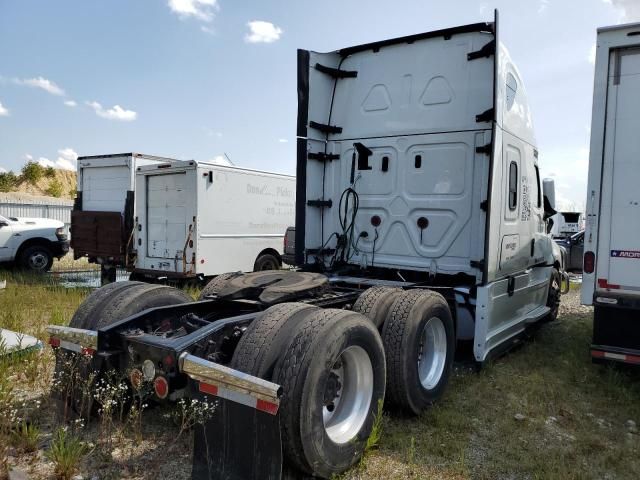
[[1, 0, 638, 209]]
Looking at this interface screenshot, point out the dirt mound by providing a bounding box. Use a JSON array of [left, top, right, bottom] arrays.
[[6, 169, 76, 199]]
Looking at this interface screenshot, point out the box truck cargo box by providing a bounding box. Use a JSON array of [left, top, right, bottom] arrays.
[[71, 153, 182, 274], [132, 161, 295, 280], [582, 22, 640, 365]]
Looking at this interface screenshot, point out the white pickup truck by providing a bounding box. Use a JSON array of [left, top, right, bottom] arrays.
[[0, 214, 69, 272]]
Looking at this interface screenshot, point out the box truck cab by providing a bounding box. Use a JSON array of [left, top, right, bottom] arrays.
[[132, 161, 295, 282], [582, 22, 640, 365], [50, 14, 566, 480]]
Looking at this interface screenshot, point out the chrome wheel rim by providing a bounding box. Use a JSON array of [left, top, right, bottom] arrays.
[[417, 317, 447, 390], [29, 252, 48, 270], [322, 345, 373, 444]]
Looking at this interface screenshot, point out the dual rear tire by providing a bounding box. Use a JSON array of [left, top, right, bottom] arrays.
[[232, 304, 386, 478], [231, 287, 454, 478]]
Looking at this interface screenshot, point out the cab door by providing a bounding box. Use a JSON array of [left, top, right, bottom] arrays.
[[0, 216, 15, 262]]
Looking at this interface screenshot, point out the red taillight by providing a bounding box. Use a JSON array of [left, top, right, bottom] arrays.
[[584, 251, 595, 274], [163, 354, 174, 368], [154, 376, 169, 399], [49, 337, 60, 348]]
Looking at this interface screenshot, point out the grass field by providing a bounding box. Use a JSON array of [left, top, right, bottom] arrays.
[[0, 273, 639, 480]]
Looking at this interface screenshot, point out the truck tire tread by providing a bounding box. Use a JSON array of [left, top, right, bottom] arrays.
[[382, 289, 454, 414], [275, 309, 385, 477], [352, 286, 403, 329], [231, 302, 318, 378], [69, 281, 144, 329]]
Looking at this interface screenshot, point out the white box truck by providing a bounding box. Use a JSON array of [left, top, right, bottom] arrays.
[[582, 22, 640, 366], [131, 160, 295, 282], [551, 211, 583, 239], [49, 13, 568, 479], [72, 153, 182, 282]]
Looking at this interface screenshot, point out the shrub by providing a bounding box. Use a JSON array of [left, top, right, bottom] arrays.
[[46, 179, 64, 198], [45, 166, 56, 178], [46, 428, 89, 480], [21, 161, 45, 184], [0, 171, 18, 192], [11, 421, 40, 452]]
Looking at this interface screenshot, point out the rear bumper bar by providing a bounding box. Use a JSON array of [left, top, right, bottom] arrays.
[[591, 345, 640, 365], [47, 325, 97, 355], [46, 325, 282, 415], [179, 353, 282, 415]]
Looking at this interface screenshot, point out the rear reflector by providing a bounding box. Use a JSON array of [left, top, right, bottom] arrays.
[[154, 376, 169, 399], [198, 381, 280, 415], [584, 251, 595, 274], [49, 337, 60, 348], [597, 278, 620, 289], [592, 349, 640, 365]]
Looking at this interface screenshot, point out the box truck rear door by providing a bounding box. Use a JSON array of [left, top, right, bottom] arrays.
[[146, 173, 187, 259], [605, 48, 640, 290]]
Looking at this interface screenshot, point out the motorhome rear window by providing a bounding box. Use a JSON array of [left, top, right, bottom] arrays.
[[509, 162, 518, 210]]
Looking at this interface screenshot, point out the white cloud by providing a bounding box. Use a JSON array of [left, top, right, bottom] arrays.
[[609, 0, 640, 21], [32, 148, 77, 171], [538, 0, 550, 14], [201, 25, 215, 35], [0, 101, 9, 117], [37, 157, 55, 168], [168, 0, 218, 22], [16, 76, 65, 96], [479, 2, 489, 16], [87, 101, 137, 121], [0, 167, 7, 173], [64, 100, 77, 107], [245, 21, 283, 44], [278, 138, 288, 143]]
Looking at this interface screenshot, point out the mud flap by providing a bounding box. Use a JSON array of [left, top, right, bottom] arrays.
[[191, 394, 283, 480]]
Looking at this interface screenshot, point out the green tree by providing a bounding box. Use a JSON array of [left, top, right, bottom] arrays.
[[46, 179, 63, 198], [0, 171, 18, 192], [21, 161, 45, 184]]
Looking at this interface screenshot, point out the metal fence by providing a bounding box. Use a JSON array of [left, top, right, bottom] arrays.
[[0, 194, 73, 233]]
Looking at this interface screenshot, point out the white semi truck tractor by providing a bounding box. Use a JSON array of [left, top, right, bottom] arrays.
[[48, 12, 566, 479]]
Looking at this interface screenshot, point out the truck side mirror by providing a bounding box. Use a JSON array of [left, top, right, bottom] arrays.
[[542, 178, 557, 221]]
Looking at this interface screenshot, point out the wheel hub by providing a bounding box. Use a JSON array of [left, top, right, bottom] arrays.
[[30, 252, 47, 270], [417, 317, 447, 390], [322, 346, 373, 444], [323, 371, 342, 410]]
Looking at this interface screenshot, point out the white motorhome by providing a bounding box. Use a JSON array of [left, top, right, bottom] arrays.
[[72, 153, 182, 282], [582, 22, 640, 365], [132, 161, 295, 281]]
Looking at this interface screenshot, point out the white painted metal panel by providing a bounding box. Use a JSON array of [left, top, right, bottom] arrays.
[[194, 164, 295, 275], [80, 165, 131, 213], [601, 48, 640, 290], [327, 32, 494, 140], [474, 266, 551, 361], [134, 162, 295, 277], [146, 173, 188, 260], [583, 23, 640, 304], [304, 30, 495, 276]]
